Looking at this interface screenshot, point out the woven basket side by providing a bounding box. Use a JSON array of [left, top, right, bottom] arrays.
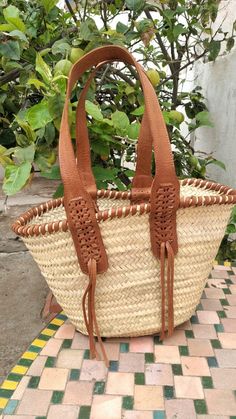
[[23, 203, 233, 337]]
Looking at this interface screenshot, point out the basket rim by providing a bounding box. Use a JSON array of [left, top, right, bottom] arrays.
[[12, 177, 236, 238]]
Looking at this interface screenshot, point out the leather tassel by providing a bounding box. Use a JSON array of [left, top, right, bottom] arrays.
[[82, 259, 109, 367], [160, 241, 175, 340]]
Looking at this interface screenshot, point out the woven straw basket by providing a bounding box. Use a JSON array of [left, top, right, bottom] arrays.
[[12, 46, 236, 363]]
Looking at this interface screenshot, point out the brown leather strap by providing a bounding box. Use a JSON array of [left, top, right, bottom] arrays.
[[59, 44, 179, 269], [75, 62, 153, 201]]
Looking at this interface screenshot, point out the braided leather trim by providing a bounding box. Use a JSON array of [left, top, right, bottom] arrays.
[[12, 178, 236, 238], [68, 197, 102, 265], [152, 183, 176, 245]]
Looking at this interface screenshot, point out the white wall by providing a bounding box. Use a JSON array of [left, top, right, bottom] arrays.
[[193, 0, 236, 188]]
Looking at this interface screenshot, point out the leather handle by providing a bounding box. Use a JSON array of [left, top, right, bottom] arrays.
[[75, 61, 153, 201], [59, 45, 180, 271]]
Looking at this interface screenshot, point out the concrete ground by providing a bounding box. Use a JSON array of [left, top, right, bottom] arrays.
[[0, 178, 60, 384]]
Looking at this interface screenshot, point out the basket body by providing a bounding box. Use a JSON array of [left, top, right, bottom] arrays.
[[21, 187, 233, 337]]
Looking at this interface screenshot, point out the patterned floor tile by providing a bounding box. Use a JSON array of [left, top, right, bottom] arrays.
[[1, 264, 236, 418]]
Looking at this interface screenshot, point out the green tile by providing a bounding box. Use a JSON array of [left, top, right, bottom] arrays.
[[28, 376, 40, 389], [45, 356, 56, 367], [207, 357, 218, 367], [109, 361, 118, 371], [164, 385, 174, 399], [0, 389, 14, 398], [7, 373, 22, 382], [214, 324, 224, 333], [122, 396, 134, 410], [3, 399, 18, 415], [190, 315, 199, 324], [145, 353, 154, 363], [62, 339, 72, 348], [51, 391, 64, 404], [154, 335, 163, 345], [120, 343, 129, 353], [196, 303, 203, 310], [223, 288, 231, 294], [230, 416, 236, 419], [135, 373, 145, 385], [69, 369, 80, 380], [38, 334, 51, 341], [84, 349, 90, 359], [47, 323, 60, 331], [0, 410, 3, 416], [211, 339, 222, 349], [57, 313, 67, 320], [18, 358, 33, 367], [35, 417, 47, 419], [78, 405, 91, 419], [220, 298, 229, 306], [225, 278, 233, 285], [185, 330, 194, 338], [171, 364, 183, 375], [201, 376, 213, 389], [217, 311, 226, 318], [179, 345, 189, 356], [93, 381, 105, 394], [194, 399, 207, 414], [153, 411, 165, 419], [28, 345, 41, 353]]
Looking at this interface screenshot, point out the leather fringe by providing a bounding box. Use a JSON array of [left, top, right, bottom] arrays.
[[160, 241, 175, 340], [82, 259, 109, 367]]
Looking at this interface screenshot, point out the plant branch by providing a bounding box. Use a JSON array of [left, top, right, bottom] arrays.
[[144, 8, 175, 75], [65, 0, 77, 23]]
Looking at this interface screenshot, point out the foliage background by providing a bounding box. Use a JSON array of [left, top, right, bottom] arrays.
[[0, 0, 235, 259]]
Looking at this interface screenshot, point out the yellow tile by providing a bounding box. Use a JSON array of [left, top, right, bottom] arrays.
[[21, 351, 38, 360], [0, 398, 8, 408], [213, 260, 218, 265], [41, 328, 55, 337], [31, 339, 47, 348], [11, 365, 28, 375], [50, 318, 64, 326], [224, 260, 231, 267], [1, 380, 18, 390]]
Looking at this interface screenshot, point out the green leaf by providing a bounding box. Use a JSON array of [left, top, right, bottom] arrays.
[[53, 183, 64, 198], [173, 23, 187, 39], [85, 100, 103, 121], [128, 122, 140, 139], [0, 145, 13, 168], [195, 111, 214, 127], [35, 53, 52, 84], [27, 78, 47, 90], [14, 115, 36, 143], [51, 39, 71, 55], [40, 0, 58, 13], [14, 144, 35, 163], [130, 105, 145, 116], [48, 94, 64, 120], [0, 40, 20, 60], [26, 101, 53, 130], [91, 139, 109, 157], [116, 22, 129, 34], [41, 165, 61, 180], [206, 159, 226, 170], [227, 37, 235, 52], [111, 110, 129, 131], [226, 224, 236, 234], [3, 5, 19, 20], [3, 161, 32, 195], [208, 40, 221, 61], [92, 165, 118, 181], [0, 23, 15, 31], [8, 30, 28, 42], [125, 0, 145, 12], [3, 5, 25, 32]]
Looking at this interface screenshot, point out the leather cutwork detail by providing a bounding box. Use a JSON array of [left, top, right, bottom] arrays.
[[151, 183, 178, 256], [68, 197, 102, 264]]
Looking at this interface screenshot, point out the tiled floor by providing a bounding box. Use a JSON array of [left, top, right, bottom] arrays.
[[1, 264, 236, 418]]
